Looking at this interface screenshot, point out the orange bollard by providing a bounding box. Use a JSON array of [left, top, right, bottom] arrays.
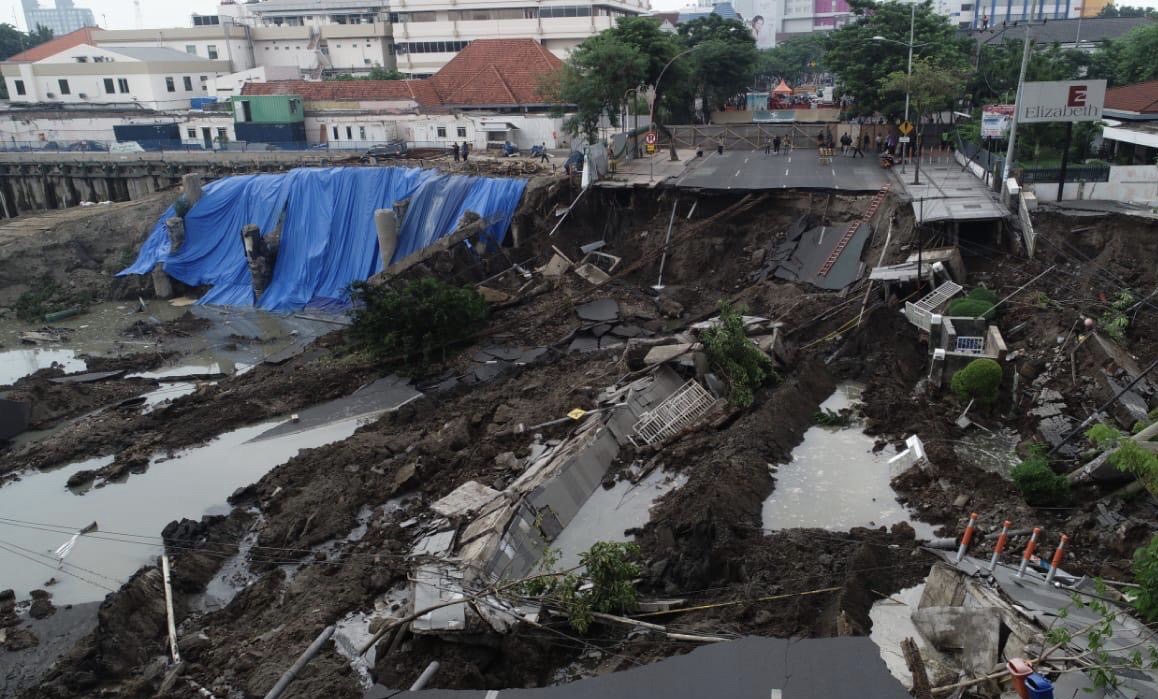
[[956, 512, 978, 562], [1045, 534, 1070, 585], [1017, 527, 1041, 578], [989, 520, 1012, 572]]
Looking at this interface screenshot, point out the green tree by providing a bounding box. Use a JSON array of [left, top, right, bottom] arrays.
[[678, 15, 758, 122], [879, 57, 967, 156], [0, 22, 54, 98], [25, 24, 53, 47], [757, 33, 827, 83], [552, 17, 687, 143], [1114, 23, 1158, 83], [949, 358, 1003, 404], [824, 0, 970, 115], [368, 65, 406, 80], [701, 302, 777, 407], [1098, 3, 1157, 17]]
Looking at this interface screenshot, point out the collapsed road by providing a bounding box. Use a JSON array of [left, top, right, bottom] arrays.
[[0, 156, 1156, 699]]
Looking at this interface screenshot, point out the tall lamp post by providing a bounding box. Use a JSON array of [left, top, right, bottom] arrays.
[[872, 4, 931, 183], [646, 44, 703, 182], [622, 84, 644, 159]]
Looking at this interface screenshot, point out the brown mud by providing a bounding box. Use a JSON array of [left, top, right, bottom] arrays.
[[5, 188, 1156, 698]]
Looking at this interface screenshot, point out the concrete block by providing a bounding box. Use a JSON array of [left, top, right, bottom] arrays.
[[911, 606, 1003, 675], [430, 481, 501, 518], [644, 343, 695, 366]]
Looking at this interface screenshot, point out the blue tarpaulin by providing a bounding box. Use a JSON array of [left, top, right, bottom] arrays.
[[120, 167, 527, 311]]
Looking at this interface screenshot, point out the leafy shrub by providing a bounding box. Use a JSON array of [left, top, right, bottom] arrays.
[[1133, 535, 1158, 622], [1011, 451, 1072, 506], [945, 297, 996, 319], [522, 542, 641, 633], [348, 277, 488, 368], [701, 302, 777, 407], [1085, 422, 1158, 494], [1086, 422, 1123, 449], [1099, 290, 1134, 342], [950, 358, 1003, 404], [14, 277, 91, 322], [967, 287, 999, 305]]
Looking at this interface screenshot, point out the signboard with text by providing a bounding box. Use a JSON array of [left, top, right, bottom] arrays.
[[981, 105, 1014, 138], [1017, 80, 1107, 124]]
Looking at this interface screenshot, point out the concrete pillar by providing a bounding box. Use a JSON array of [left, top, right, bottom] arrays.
[[241, 224, 274, 299], [167, 216, 186, 254], [182, 173, 203, 207], [152, 262, 174, 299], [375, 209, 399, 271]]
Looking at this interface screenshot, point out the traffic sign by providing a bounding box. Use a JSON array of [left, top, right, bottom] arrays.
[[644, 131, 657, 145], [898, 121, 914, 135], [898, 136, 911, 143]]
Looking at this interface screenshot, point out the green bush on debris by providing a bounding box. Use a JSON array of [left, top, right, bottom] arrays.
[[950, 358, 1003, 404], [701, 302, 777, 407], [348, 277, 488, 368], [1011, 449, 1072, 507], [967, 287, 999, 305], [1133, 535, 1158, 622], [14, 276, 91, 322], [945, 297, 996, 319]]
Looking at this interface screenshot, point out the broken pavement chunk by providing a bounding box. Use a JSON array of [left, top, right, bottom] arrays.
[[575, 298, 619, 323], [429, 480, 501, 518], [643, 343, 695, 366]]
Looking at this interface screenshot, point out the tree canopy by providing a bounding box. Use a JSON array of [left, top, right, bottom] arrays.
[[757, 33, 826, 83], [1097, 3, 1157, 17], [824, 0, 969, 115], [0, 23, 54, 99], [552, 16, 757, 141]]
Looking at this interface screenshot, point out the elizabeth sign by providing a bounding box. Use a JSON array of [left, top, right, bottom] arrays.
[[1017, 80, 1106, 124]]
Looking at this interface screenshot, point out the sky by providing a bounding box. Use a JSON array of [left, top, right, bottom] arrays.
[[2, 0, 1157, 30]]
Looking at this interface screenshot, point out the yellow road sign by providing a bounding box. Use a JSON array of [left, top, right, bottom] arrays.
[[899, 121, 914, 135], [567, 408, 587, 420]]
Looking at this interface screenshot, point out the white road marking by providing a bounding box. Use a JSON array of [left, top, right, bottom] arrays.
[[735, 169, 741, 177], [785, 168, 789, 176], [744, 157, 750, 163], [485, 692, 500, 699]]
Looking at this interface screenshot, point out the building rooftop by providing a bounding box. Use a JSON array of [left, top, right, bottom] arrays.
[[963, 16, 1156, 46], [4, 27, 98, 63], [241, 38, 564, 109], [1104, 80, 1158, 116]]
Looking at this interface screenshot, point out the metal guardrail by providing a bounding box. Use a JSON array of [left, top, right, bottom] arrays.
[[0, 139, 443, 155]]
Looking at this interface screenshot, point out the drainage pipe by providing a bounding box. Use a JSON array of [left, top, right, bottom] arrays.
[[263, 625, 335, 699], [409, 662, 440, 690]]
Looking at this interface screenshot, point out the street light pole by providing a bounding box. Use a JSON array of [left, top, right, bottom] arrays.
[[648, 44, 703, 182], [903, 0, 914, 177], [1001, 22, 1032, 186]]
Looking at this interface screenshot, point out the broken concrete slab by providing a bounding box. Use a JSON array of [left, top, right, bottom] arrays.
[[567, 336, 600, 354], [430, 481, 501, 519], [540, 253, 572, 278], [575, 298, 620, 323], [911, 606, 1003, 675], [47, 370, 126, 385], [643, 343, 695, 366]]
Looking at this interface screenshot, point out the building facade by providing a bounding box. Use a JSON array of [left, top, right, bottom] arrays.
[[217, 0, 650, 76], [21, 0, 95, 36], [2, 36, 233, 110]]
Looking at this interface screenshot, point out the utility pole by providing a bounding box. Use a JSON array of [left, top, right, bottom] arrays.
[[1001, 22, 1033, 185]]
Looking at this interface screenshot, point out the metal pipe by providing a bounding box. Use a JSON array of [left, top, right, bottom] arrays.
[[653, 197, 679, 290], [409, 661, 441, 690], [263, 626, 336, 699]]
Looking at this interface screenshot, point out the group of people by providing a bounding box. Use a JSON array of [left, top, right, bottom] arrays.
[[762, 135, 792, 155], [450, 141, 471, 162], [449, 141, 552, 164]]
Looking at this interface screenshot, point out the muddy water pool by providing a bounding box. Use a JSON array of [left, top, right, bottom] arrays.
[[761, 385, 936, 538]]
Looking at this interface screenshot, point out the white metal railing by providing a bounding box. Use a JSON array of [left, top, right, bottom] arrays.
[[904, 280, 964, 331], [629, 380, 715, 447], [905, 302, 933, 331], [954, 336, 985, 355]]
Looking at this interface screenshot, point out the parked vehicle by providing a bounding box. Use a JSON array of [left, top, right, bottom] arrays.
[[360, 140, 408, 162]]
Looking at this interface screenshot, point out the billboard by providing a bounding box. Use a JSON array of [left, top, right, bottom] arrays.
[[981, 104, 1014, 138], [1017, 80, 1107, 124]]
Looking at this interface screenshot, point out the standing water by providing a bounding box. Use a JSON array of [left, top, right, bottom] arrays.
[[761, 385, 935, 537], [0, 415, 372, 605], [0, 348, 86, 386]]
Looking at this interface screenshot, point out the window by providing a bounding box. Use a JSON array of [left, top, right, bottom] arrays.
[[104, 78, 115, 93], [58, 79, 70, 95], [183, 76, 193, 91], [118, 78, 129, 92], [166, 77, 176, 92], [364, 58, 371, 65], [346, 126, 353, 139], [332, 126, 339, 140], [217, 128, 227, 142], [187, 128, 197, 138], [437, 126, 447, 138], [207, 45, 219, 59], [200, 75, 207, 82], [74, 56, 88, 63], [359, 126, 366, 140], [457, 126, 466, 137], [289, 99, 298, 114], [186, 45, 197, 55], [14, 80, 25, 96]]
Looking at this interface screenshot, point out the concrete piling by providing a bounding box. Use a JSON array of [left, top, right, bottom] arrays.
[[374, 209, 399, 271]]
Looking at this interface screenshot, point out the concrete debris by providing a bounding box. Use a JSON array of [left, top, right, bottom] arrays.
[[573, 262, 611, 286], [429, 481, 502, 519], [575, 298, 620, 323], [643, 343, 696, 366], [540, 253, 572, 278], [888, 435, 931, 478]]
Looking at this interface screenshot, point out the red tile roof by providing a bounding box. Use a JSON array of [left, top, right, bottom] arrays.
[[1104, 80, 1158, 115], [4, 27, 98, 63], [240, 39, 563, 109]]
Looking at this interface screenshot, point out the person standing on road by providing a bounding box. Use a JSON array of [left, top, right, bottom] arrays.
[[852, 136, 865, 158], [461, 141, 470, 161], [840, 132, 852, 156], [773, 135, 782, 155]]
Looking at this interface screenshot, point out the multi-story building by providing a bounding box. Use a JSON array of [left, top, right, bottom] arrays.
[[216, 0, 651, 76], [21, 0, 95, 36], [1, 28, 233, 110]]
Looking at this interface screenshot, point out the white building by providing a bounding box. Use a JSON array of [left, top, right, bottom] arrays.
[[21, 0, 95, 37], [217, 0, 651, 77], [1, 30, 233, 110]]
